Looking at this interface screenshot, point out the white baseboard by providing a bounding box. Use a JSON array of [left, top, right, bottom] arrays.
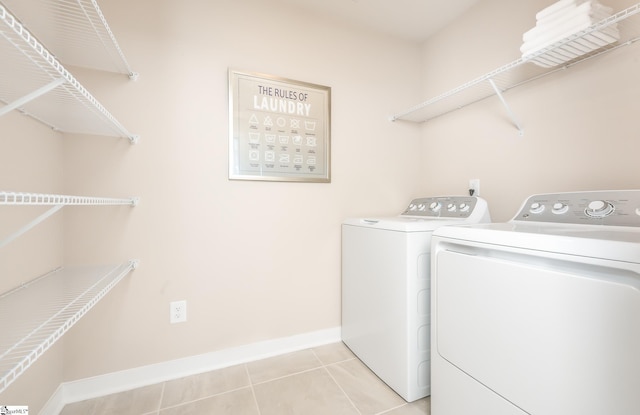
[[39, 326, 341, 415]]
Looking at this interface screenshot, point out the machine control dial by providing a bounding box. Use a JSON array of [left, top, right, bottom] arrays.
[[585, 200, 614, 218], [514, 191, 640, 226], [529, 202, 545, 214], [552, 202, 569, 215], [401, 196, 480, 218]]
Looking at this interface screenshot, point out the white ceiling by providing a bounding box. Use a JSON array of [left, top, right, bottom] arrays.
[[276, 0, 481, 42]]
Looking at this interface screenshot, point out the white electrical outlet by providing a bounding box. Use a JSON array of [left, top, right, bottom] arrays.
[[469, 179, 480, 196], [170, 300, 187, 323]]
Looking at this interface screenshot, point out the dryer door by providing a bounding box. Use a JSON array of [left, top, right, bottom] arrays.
[[434, 243, 640, 415]]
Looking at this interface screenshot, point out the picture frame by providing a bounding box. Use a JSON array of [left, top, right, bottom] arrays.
[[228, 69, 331, 182]]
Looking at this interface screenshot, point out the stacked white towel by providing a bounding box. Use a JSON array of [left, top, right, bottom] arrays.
[[521, 0, 619, 67]]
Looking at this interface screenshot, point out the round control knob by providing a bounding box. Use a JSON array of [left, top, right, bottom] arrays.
[[408, 203, 417, 211], [429, 201, 442, 212], [529, 202, 545, 214], [417, 203, 426, 211], [552, 202, 569, 215], [447, 203, 457, 212], [459, 203, 470, 212], [585, 200, 614, 218]]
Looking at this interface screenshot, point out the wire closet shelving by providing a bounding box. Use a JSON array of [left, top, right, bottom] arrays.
[[0, 191, 139, 394], [1, 0, 140, 394], [0, 262, 139, 394], [390, 2, 640, 135], [0, 0, 139, 142]]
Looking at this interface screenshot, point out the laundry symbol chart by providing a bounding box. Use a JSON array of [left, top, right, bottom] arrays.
[[239, 103, 324, 176]]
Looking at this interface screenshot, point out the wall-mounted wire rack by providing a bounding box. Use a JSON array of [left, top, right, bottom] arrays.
[[0, 261, 139, 395], [0, 191, 138, 249], [0, 2, 139, 142], [0, 0, 136, 77], [390, 2, 640, 136]]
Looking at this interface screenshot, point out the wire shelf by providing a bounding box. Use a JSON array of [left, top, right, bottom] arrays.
[[0, 3, 138, 142], [0, 191, 138, 206], [0, 262, 138, 394], [0, 0, 135, 77], [391, 3, 640, 125]]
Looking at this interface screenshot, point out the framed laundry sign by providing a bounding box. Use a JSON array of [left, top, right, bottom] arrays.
[[228, 69, 331, 182]]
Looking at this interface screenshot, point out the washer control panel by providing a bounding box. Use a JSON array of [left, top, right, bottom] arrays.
[[401, 196, 480, 218], [514, 190, 640, 226]]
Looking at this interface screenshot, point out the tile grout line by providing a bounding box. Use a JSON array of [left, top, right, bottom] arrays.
[[312, 349, 363, 415], [156, 384, 255, 412], [247, 350, 326, 387], [245, 363, 264, 415], [155, 381, 166, 414]]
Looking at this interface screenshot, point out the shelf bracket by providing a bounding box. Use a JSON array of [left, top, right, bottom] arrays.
[[0, 204, 64, 248], [488, 79, 524, 136], [0, 78, 66, 118]]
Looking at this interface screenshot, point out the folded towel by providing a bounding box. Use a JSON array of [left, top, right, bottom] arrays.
[[520, 5, 613, 54], [522, 0, 619, 67], [535, 0, 590, 21], [523, 2, 612, 42], [521, 18, 616, 54]]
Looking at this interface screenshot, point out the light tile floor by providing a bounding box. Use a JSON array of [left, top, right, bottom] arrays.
[[60, 342, 430, 415]]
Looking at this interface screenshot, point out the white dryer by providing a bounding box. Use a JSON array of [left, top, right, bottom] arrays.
[[342, 196, 491, 402], [431, 190, 640, 415]]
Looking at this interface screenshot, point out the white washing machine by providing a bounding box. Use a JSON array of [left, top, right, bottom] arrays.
[[431, 190, 640, 415], [342, 196, 491, 402]]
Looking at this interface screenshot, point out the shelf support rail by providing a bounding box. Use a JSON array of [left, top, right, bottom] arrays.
[[0, 191, 139, 248], [488, 78, 524, 136], [0, 204, 63, 249], [0, 78, 66, 118]]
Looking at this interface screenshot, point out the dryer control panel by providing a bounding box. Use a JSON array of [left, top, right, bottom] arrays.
[[401, 196, 482, 218], [515, 190, 640, 226]]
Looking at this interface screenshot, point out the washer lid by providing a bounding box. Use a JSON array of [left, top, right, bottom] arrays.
[[343, 216, 479, 232]]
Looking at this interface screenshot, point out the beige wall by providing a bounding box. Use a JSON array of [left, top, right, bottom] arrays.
[[419, 0, 640, 221], [13, 0, 419, 405]]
